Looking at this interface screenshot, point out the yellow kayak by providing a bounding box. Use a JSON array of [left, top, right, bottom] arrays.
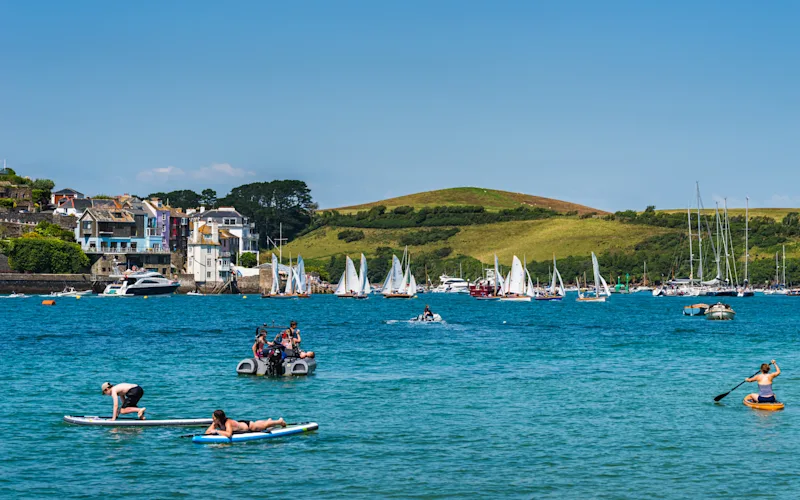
[[743, 396, 785, 411]]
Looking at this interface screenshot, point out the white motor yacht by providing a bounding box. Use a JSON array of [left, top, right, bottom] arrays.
[[102, 271, 180, 296], [431, 275, 470, 294]]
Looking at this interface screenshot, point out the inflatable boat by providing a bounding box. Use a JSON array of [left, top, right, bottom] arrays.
[[236, 354, 316, 377]]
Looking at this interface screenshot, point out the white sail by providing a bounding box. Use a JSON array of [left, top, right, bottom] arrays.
[[552, 256, 565, 296], [284, 266, 294, 294], [493, 254, 501, 294], [591, 252, 601, 296], [359, 254, 371, 295], [525, 268, 535, 297], [382, 255, 403, 295], [408, 274, 417, 295], [334, 271, 347, 295], [599, 273, 611, 297], [295, 256, 306, 293], [397, 263, 411, 294], [270, 254, 280, 295], [506, 256, 526, 295], [345, 256, 360, 295]]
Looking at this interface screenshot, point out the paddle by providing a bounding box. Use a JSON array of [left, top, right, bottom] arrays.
[[714, 370, 760, 402], [180, 422, 306, 438]]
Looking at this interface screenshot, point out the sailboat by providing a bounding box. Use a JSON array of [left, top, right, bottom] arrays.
[[384, 248, 417, 298], [536, 255, 565, 301], [576, 252, 610, 302], [499, 255, 531, 302], [738, 197, 754, 297], [356, 254, 371, 299], [334, 256, 360, 298], [295, 255, 311, 298], [262, 254, 297, 298], [381, 255, 404, 296]]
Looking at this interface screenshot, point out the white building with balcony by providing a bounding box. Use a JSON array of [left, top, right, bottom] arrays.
[[186, 222, 239, 284], [187, 207, 259, 259]]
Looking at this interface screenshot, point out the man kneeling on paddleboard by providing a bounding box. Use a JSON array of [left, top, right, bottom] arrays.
[[203, 410, 286, 438], [745, 360, 780, 404], [101, 382, 146, 420]]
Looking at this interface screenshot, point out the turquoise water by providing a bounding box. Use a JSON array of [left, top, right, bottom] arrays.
[[1, 293, 798, 498]]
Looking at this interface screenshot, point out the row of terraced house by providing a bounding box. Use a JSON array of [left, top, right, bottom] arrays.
[[49, 189, 259, 284]]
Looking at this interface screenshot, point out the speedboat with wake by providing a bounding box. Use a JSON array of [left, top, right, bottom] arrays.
[[50, 287, 93, 297], [410, 313, 443, 323]]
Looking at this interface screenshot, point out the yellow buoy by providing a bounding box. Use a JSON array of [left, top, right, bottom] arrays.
[[144, 295, 148, 299], [75, 295, 81, 300], [243, 295, 247, 299]]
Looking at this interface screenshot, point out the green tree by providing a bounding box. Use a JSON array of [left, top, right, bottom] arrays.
[[33, 221, 75, 242], [200, 189, 218, 208], [239, 252, 257, 268], [146, 190, 201, 209], [6, 236, 89, 273]]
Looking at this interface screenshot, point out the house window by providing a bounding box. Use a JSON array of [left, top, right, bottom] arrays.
[[206, 271, 211, 278], [131, 243, 137, 250], [207, 259, 211, 267], [162, 214, 166, 221], [82, 221, 92, 230]]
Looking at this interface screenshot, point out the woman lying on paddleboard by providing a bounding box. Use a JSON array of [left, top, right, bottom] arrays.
[[203, 410, 286, 438], [746, 360, 780, 403]]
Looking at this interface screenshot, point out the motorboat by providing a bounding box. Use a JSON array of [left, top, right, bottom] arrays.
[[683, 303, 710, 316], [101, 271, 180, 296], [705, 302, 735, 321], [51, 287, 92, 297], [432, 275, 470, 294], [6, 292, 27, 298], [186, 291, 204, 296], [410, 313, 443, 322]]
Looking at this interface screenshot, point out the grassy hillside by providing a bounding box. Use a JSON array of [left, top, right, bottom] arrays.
[[328, 187, 606, 215], [660, 208, 797, 221], [283, 218, 673, 264]]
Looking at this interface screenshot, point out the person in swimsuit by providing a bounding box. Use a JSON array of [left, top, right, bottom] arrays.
[[269, 321, 315, 358], [252, 332, 267, 358], [423, 305, 434, 320], [101, 382, 146, 420], [203, 409, 287, 438], [746, 360, 781, 403]]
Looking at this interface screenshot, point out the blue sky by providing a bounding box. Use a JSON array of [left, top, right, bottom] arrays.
[[1, 1, 798, 211]]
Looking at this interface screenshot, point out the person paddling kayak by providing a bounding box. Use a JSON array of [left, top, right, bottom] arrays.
[[745, 360, 780, 404], [203, 410, 286, 438], [101, 382, 146, 420]]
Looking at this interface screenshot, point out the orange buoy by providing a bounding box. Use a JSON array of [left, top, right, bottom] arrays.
[[42, 300, 56, 306]]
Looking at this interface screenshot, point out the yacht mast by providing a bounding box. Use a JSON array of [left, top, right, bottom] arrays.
[[783, 245, 786, 286], [687, 204, 694, 282], [744, 196, 749, 285], [714, 203, 722, 281], [696, 183, 704, 283]]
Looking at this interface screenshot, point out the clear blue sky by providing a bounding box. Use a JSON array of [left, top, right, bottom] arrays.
[[1, 1, 798, 211]]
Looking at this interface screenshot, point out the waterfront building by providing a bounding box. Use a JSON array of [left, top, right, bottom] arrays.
[[187, 206, 259, 259], [186, 222, 239, 284]]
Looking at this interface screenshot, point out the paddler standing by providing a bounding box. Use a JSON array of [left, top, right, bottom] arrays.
[[101, 382, 146, 420], [745, 360, 781, 404]]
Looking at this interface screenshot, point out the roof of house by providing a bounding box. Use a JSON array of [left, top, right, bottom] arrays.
[[82, 208, 135, 223], [91, 199, 120, 209], [196, 225, 239, 239], [58, 198, 93, 210], [54, 188, 84, 196], [168, 207, 187, 217], [194, 208, 244, 220]]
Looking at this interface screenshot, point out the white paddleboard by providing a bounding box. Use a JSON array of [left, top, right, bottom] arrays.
[[192, 422, 318, 444], [64, 415, 213, 427]]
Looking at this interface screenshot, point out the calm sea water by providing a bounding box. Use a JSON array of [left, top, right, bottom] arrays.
[[1, 293, 798, 498]]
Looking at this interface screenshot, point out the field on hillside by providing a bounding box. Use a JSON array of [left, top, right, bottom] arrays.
[[660, 208, 797, 221], [328, 187, 606, 215], [283, 218, 673, 265]]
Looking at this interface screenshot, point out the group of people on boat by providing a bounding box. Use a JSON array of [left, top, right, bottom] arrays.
[[252, 320, 315, 360]]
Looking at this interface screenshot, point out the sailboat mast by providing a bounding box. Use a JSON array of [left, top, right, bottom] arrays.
[[696, 183, 703, 282], [783, 245, 786, 286], [724, 199, 738, 286], [744, 196, 749, 284], [714, 203, 722, 280], [687, 204, 694, 282]]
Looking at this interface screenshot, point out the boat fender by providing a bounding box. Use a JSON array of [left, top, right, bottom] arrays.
[[42, 300, 56, 306]]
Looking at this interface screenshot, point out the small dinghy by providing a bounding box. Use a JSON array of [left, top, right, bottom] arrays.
[[683, 303, 710, 316], [186, 290, 204, 296], [706, 302, 735, 320], [410, 313, 443, 323]]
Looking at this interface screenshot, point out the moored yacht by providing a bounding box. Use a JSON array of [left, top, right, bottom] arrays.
[[102, 271, 180, 296]]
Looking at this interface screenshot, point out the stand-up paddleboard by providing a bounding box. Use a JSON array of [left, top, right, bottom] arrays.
[[192, 422, 318, 444], [743, 397, 785, 411], [64, 415, 213, 427]]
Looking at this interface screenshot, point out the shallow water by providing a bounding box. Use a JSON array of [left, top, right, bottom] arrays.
[[1, 293, 798, 498]]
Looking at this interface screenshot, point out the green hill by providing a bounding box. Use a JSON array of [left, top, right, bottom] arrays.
[[327, 187, 607, 215]]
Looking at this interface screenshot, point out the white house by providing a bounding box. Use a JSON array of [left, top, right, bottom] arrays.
[[187, 207, 259, 260], [186, 221, 239, 284]]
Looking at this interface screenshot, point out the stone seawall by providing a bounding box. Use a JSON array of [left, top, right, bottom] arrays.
[[0, 273, 115, 294]]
